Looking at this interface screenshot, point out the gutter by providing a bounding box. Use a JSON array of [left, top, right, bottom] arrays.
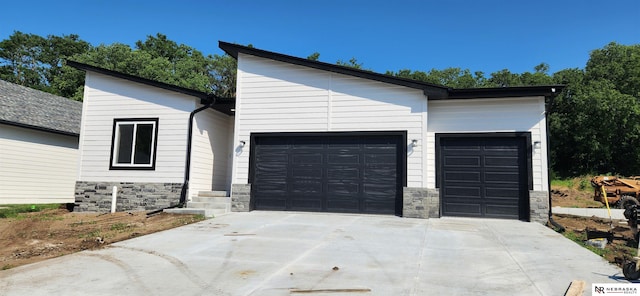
[[179, 97, 217, 206]]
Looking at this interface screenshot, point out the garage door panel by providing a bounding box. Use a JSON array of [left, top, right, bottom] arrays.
[[291, 180, 323, 193], [254, 182, 287, 193], [252, 134, 402, 215], [255, 198, 287, 210], [440, 136, 528, 220], [364, 184, 396, 196], [485, 156, 519, 167], [328, 167, 360, 179], [484, 142, 519, 152], [292, 167, 323, 178], [484, 172, 520, 183], [328, 183, 359, 196], [485, 204, 520, 218], [444, 186, 481, 199], [292, 154, 323, 164], [289, 201, 323, 211], [444, 171, 481, 182], [442, 139, 481, 151], [365, 166, 396, 179], [327, 154, 359, 164], [443, 203, 482, 216], [364, 154, 396, 164], [292, 137, 324, 148], [364, 202, 396, 214], [444, 156, 481, 167], [485, 188, 521, 199]]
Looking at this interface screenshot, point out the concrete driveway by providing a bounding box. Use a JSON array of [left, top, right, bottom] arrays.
[[0, 212, 627, 295]]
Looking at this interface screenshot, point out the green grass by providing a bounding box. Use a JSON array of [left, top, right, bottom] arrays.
[[551, 176, 594, 191], [563, 231, 611, 257], [110, 222, 131, 232], [0, 204, 61, 219]]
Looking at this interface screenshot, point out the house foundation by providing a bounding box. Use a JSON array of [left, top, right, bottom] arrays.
[[74, 181, 182, 212]]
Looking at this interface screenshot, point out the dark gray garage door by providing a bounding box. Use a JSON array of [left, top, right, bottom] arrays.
[[251, 133, 404, 215], [439, 136, 529, 220]]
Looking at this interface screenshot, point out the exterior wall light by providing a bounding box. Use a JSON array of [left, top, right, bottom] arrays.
[[411, 139, 418, 147], [533, 141, 541, 149], [239, 140, 246, 147]]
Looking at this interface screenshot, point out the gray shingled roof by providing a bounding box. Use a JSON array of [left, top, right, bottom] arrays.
[[0, 79, 82, 136]]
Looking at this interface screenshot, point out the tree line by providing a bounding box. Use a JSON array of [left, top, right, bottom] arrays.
[[1, 31, 638, 178]]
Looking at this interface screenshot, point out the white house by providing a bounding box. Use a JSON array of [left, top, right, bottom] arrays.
[[70, 42, 562, 223], [0, 79, 82, 204], [68, 61, 234, 212]]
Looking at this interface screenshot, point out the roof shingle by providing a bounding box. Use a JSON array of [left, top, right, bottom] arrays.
[[0, 79, 82, 136]]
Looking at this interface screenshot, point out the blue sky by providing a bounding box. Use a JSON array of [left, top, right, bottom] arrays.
[[1, 0, 638, 75]]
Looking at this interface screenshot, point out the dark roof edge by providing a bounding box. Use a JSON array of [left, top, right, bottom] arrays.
[[445, 85, 566, 100], [218, 41, 450, 99], [219, 41, 566, 100], [66, 61, 212, 101], [1, 120, 79, 137]]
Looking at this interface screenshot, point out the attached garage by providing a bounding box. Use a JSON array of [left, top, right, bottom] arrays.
[[250, 132, 406, 215], [221, 41, 561, 223], [437, 133, 532, 220]]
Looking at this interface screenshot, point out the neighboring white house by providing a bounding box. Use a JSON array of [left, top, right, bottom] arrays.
[[70, 42, 562, 223], [0, 79, 82, 204]]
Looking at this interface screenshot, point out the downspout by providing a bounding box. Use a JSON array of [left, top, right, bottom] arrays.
[[545, 89, 565, 232], [179, 97, 216, 206]]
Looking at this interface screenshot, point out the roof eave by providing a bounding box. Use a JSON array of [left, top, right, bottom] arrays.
[[444, 85, 566, 100], [219, 41, 449, 97], [0, 120, 79, 137], [67, 61, 211, 101]]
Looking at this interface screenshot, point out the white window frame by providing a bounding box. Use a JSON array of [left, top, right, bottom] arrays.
[[109, 118, 158, 170]]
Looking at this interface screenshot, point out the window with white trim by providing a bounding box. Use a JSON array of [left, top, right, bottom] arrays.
[[110, 118, 158, 170]]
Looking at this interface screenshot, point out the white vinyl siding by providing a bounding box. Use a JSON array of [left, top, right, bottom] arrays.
[[233, 54, 426, 186], [426, 97, 547, 191], [0, 125, 77, 204], [78, 72, 196, 183], [188, 108, 232, 199]]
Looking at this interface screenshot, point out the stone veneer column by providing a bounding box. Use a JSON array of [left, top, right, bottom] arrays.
[[529, 190, 550, 224], [403, 187, 440, 219], [231, 184, 251, 212]]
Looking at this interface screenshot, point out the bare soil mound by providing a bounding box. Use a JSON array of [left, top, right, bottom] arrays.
[[0, 208, 204, 270]]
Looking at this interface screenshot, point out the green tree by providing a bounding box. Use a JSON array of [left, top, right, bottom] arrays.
[[0, 31, 47, 88], [209, 53, 237, 98], [586, 42, 640, 97], [336, 57, 363, 69], [549, 43, 640, 177], [0, 31, 90, 96], [41, 34, 91, 95], [307, 52, 320, 61]]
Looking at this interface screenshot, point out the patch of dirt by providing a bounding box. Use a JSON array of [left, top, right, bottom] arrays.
[[548, 182, 640, 268], [0, 208, 204, 270], [551, 214, 637, 267], [551, 185, 603, 208]]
